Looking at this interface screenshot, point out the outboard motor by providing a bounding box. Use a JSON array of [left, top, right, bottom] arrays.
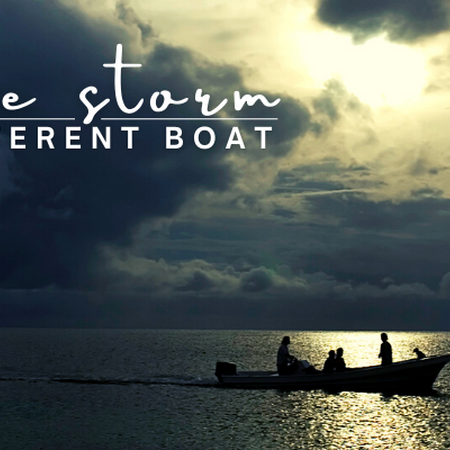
[[215, 361, 237, 382]]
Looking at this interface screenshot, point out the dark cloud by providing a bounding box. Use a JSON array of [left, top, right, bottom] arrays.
[[0, 0, 308, 291], [316, 0, 450, 43], [0, 137, 17, 200], [175, 270, 215, 292], [240, 268, 273, 292], [271, 159, 381, 198], [306, 192, 448, 232], [411, 187, 443, 198], [439, 271, 450, 298], [272, 172, 346, 194], [425, 52, 450, 93], [287, 191, 450, 288], [0, 1, 223, 290], [272, 208, 297, 219], [311, 79, 371, 134], [313, 95, 339, 123]]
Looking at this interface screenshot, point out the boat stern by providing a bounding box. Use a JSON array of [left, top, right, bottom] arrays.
[[215, 361, 237, 382]]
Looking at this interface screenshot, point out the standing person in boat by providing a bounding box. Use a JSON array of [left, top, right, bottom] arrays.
[[277, 336, 298, 375], [335, 347, 346, 372], [323, 350, 336, 373], [413, 348, 426, 359], [378, 332, 392, 366]]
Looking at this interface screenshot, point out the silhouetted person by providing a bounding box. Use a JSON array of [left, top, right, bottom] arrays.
[[335, 347, 346, 372], [323, 350, 336, 373], [378, 332, 392, 366], [413, 348, 426, 359], [277, 336, 298, 375]]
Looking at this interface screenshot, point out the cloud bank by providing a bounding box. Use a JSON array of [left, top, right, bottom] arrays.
[[316, 0, 450, 43]]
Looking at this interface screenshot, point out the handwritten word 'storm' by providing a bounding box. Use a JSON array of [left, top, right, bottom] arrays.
[[79, 44, 280, 124], [1, 44, 281, 125]]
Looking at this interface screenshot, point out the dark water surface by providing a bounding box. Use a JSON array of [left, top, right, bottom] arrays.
[[0, 329, 449, 449]]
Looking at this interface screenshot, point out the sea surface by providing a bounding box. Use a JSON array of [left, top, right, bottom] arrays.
[[0, 329, 449, 450]]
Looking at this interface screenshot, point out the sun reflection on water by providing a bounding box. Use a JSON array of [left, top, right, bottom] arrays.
[[264, 386, 450, 450], [240, 331, 450, 450], [222, 330, 450, 450]]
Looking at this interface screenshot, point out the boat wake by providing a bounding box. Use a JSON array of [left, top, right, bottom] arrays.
[[0, 373, 220, 387]]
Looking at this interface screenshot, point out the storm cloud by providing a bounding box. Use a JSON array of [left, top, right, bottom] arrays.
[[0, 0, 308, 291], [316, 0, 450, 43]]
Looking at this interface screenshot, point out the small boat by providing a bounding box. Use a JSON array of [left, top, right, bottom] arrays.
[[215, 354, 450, 393]]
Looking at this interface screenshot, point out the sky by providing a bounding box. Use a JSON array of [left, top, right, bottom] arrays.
[[1, 0, 450, 330]]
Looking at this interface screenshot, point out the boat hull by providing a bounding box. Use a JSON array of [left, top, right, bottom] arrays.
[[216, 355, 450, 393]]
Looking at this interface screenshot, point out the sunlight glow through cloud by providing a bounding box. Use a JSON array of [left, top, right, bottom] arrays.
[[302, 33, 427, 107]]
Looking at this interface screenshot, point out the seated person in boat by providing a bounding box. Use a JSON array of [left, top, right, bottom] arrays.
[[413, 348, 426, 359], [277, 336, 299, 375], [323, 350, 336, 373], [378, 332, 392, 366], [335, 347, 346, 372]]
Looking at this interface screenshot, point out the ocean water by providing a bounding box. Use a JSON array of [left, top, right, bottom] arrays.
[[0, 329, 449, 450]]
